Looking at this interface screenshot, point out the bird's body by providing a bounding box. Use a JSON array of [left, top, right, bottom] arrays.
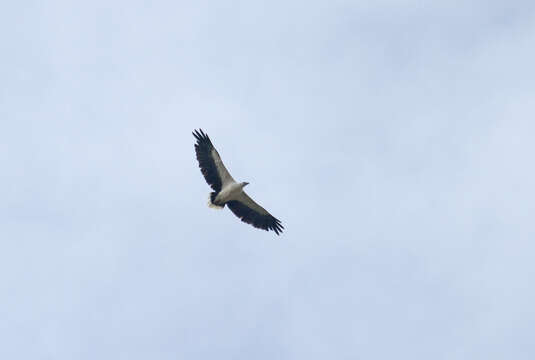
[[212, 182, 247, 206], [193, 129, 284, 235]]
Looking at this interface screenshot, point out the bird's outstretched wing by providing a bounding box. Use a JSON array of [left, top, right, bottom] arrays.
[[227, 191, 284, 235], [193, 129, 235, 191]]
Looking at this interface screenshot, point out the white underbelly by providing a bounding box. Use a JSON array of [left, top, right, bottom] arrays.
[[215, 183, 241, 203]]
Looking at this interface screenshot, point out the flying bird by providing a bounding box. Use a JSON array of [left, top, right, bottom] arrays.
[[193, 129, 284, 235]]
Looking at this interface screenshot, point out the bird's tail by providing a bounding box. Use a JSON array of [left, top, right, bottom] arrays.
[[208, 192, 224, 209]]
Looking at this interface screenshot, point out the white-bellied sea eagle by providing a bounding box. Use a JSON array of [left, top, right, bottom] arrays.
[[193, 129, 284, 235]]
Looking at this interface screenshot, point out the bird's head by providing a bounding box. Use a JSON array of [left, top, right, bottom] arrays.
[[241, 182, 249, 187]]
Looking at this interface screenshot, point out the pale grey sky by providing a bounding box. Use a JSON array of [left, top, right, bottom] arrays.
[[1, 1, 535, 359]]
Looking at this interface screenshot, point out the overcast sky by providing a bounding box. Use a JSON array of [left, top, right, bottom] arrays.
[[2, 1, 535, 359]]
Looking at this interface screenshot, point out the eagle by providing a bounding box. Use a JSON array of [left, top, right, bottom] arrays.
[[193, 129, 284, 235]]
